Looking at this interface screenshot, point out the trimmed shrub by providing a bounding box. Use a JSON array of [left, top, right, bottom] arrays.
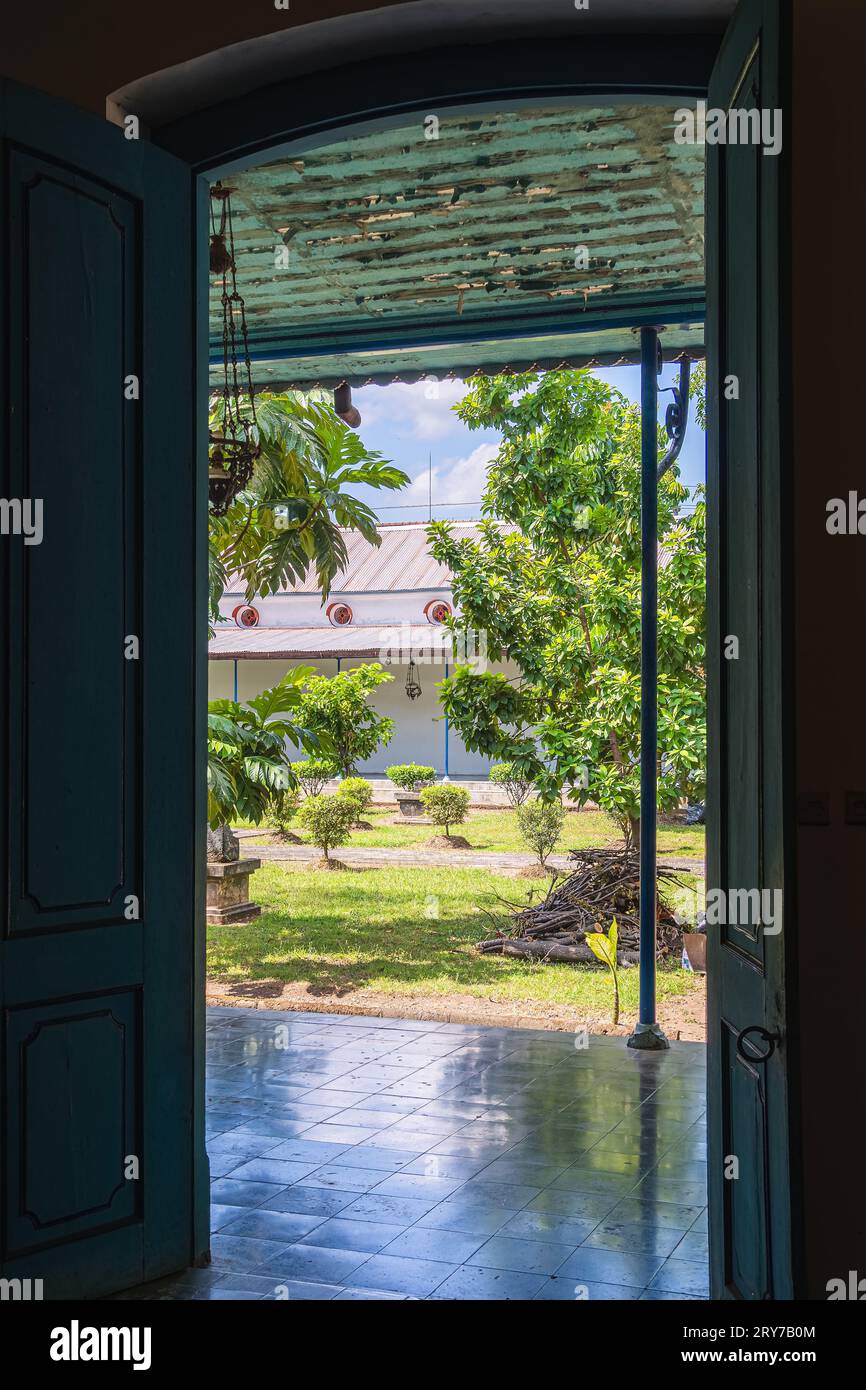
[[337, 777, 373, 818], [489, 761, 534, 808], [517, 799, 565, 868], [297, 793, 356, 862], [386, 763, 436, 792], [268, 788, 301, 839], [420, 784, 471, 838], [292, 757, 338, 797]]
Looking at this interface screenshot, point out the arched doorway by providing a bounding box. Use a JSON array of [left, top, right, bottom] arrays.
[[0, 0, 799, 1302]]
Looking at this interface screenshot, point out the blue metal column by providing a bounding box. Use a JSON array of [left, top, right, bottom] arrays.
[[628, 327, 669, 1050], [443, 661, 450, 780]]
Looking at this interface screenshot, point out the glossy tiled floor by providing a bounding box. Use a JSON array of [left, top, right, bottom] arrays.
[[123, 1007, 709, 1301]]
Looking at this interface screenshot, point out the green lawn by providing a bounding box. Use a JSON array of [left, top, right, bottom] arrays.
[[207, 862, 702, 1015], [240, 806, 705, 859]]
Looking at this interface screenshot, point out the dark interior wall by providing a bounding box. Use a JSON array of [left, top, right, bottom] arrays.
[[1, 0, 731, 119], [791, 0, 866, 1297], [0, 0, 402, 113]]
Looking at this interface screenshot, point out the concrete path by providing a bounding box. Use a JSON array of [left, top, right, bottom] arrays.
[[236, 837, 704, 877]]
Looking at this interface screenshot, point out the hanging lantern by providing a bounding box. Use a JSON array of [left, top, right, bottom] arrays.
[[405, 658, 422, 701], [208, 183, 261, 515]]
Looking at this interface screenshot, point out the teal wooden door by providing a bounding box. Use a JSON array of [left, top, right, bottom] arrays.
[[706, 0, 797, 1300], [0, 81, 209, 1298]]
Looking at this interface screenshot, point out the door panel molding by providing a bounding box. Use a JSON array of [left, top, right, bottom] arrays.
[[5, 991, 140, 1257], [7, 150, 143, 932]]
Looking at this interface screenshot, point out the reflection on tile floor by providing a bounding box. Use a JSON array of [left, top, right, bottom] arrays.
[[123, 1007, 708, 1301]]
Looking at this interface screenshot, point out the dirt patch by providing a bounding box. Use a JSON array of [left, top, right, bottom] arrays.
[[424, 834, 472, 850], [516, 863, 555, 879], [206, 976, 706, 1041]]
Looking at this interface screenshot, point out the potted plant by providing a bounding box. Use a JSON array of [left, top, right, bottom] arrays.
[[683, 923, 707, 973], [386, 763, 435, 818]]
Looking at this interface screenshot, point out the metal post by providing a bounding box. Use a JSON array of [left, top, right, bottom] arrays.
[[233, 658, 238, 702], [628, 327, 669, 1051], [442, 661, 451, 780]]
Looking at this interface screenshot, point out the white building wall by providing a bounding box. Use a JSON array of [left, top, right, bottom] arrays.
[[208, 654, 518, 778], [211, 561, 518, 778], [218, 589, 452, 629]]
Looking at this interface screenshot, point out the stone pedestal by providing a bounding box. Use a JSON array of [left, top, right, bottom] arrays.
[[206, 857, 262, 924], [395, 791, 424, 818]]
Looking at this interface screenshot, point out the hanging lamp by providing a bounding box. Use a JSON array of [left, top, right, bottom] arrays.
[[208, 183, 261, 515], [405, 658, 422, 701]]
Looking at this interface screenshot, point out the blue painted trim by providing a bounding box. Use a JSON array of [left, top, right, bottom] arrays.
[[209, 296, 706, 369]]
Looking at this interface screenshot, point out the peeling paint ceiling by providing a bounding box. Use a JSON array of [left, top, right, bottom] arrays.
[[209, 101, 705, 388]]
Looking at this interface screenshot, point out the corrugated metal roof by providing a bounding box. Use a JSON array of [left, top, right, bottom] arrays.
[[223, 520, 490, 596], [209, 622, 446, 661], [209, 101, 705, 389]]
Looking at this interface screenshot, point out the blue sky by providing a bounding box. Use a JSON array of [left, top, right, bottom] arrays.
[[350, 365, 706, 523]]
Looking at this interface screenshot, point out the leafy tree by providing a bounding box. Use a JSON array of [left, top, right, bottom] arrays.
[[292, 757, 338, 797], [207, 669, 316, 830], [297, 665, 394, 778], [209, 393, 409, 622], [428, 370, 705, 852], [489, 761, 534, 808], [386, 764, 436, 791], [338, 777, 374, 818], [297, 793, 357, 863], [517, 800, 565, 869], [420, 784, 471, 838]]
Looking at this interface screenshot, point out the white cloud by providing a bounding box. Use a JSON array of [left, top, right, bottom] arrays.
[[400, 441, 499, 508], [355, 379, 470, 441]]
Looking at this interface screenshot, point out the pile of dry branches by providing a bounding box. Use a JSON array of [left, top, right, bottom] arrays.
[[476, 846, 685, 967]]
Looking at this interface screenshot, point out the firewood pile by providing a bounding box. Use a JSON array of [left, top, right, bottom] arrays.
[[476, 847, 685, 966]]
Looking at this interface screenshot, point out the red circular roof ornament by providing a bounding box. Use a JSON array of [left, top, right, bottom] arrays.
[[326, 602, 354, 626], [424, 600, 452, 625], [234, 605, 260, 628]]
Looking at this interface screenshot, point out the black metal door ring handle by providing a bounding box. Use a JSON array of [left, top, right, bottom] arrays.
[[736, 1025, 781, 1063]]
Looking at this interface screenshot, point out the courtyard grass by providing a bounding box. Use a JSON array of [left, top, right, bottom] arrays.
[[240, 806, 705, 859], [207, 862, 704, 1021]]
